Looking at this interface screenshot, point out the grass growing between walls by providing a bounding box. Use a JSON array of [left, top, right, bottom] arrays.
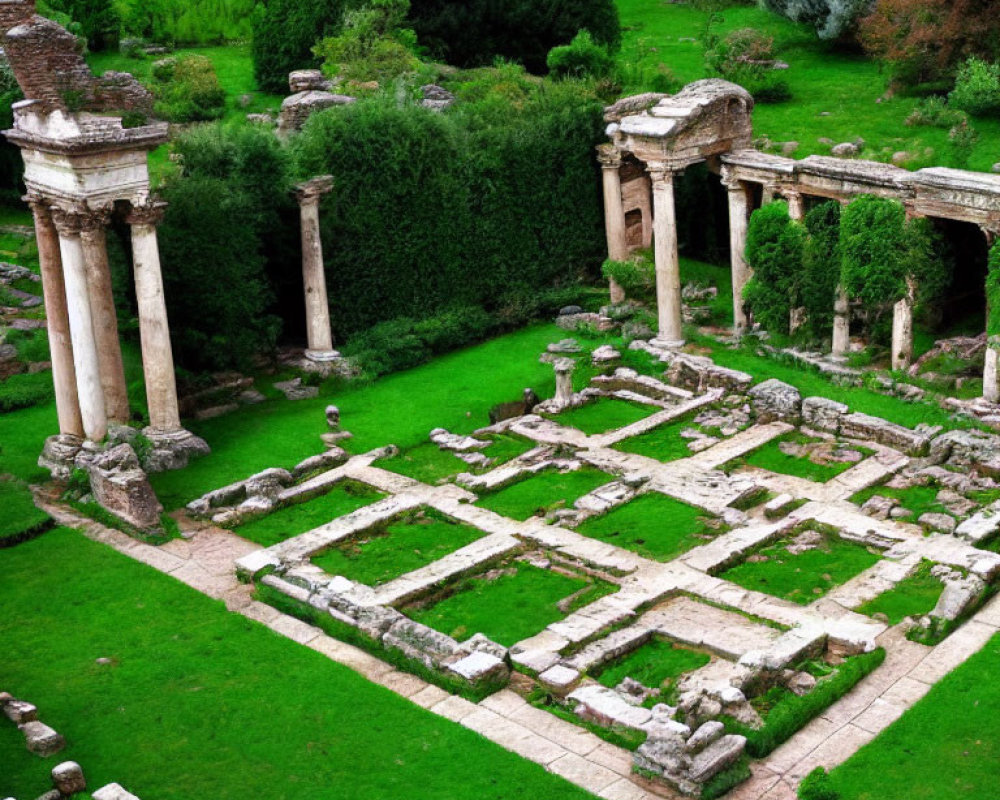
[[0, 528, 598, 800], [475, 467, 613, 521], [856, 561, 944, 625], [594, 638, 710, 690], [549, 398, 657, 435]]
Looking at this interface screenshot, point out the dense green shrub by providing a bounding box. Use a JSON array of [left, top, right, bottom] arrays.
[[705, 28, 790, 103], [949, 57, 1000, 118], [743, 201, 805, 335], [800, 200, 841, 340], [905, 96, 967, 129], [406, 0, 620, 73], [252, 0, 349, 94], [988, 242, 1000, 337], [0, 371, 54, 412], [547, 30, 614, 80], [291, 88, 604, 341], [152, 54, 226, 122], [117, 0, 258, 45], [798, 767, 839, 800], [602, 256, 654, 295]]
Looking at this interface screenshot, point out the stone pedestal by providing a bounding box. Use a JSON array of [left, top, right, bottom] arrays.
[[27, 197, 82, 437], [598, 146, 628, 304], [891, 296, 913, 371], [723, 173, 751, 335], [649, 165, 683, 347], [553, 357, 575, 408], [80, 208, 130, 423], [296, 176, 339, 362], [52, 208, 107, 442], [832, 286, 850, 357]]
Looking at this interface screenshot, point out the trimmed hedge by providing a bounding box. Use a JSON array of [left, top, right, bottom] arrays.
[[0, 478, 53, 547], [0, 371, 54, 413]]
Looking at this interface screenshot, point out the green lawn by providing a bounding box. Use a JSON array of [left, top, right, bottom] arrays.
[[149, 324, 567, 510], [233, 480, 386, 547], [850, 484, 951, 523], [374, 442, 467, 484], [732, 432, 869, 483], [830, 633, 1000, 800], [0, 528, 597, 800], [311, 509, 486, 586], [720, 528, 881, 604], [613, 415, 698, 463], [407, 562, 615, 647], [595, 638, 710, 689], [615, 0, 1000, 171], [549, 398, 656, 435], [0, 477, 50, 543], [856, 561, 944, 625], [575, 492, 718, 561], [475, 467, 613, 521]]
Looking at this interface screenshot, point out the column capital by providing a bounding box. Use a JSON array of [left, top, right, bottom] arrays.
[[295, 175, 334, 204], [719, 166, 743, 192], [126, 199, 167, 227], [596, 144, 622, 170], [22, 192, 51, 216], [981, 223, 1000, 246], [52, 205, 113, 235], [646, 162, 677, 185]]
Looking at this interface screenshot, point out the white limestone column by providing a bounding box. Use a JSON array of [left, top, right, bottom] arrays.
[[722, 171, 751, 335], [80, 208, 130, 424], [126, 201, 181, 433], [597, 146, 628, 304], [51, 208, 107, 442], [891, 298, 913, 371], [832, 286, 850, 357], [648, 164, 683, 347], [27, 197, 83, 438], [296, 176, 338, 361]]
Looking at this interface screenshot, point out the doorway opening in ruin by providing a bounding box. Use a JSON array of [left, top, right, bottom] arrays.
[[932, 218, 988, 335]]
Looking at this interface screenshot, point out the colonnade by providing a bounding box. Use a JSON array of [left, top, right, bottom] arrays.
[[27, 194, 185, 443]]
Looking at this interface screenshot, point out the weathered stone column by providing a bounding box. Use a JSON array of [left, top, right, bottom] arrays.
[[296, 176, 339, 362], [783, 189, 805, 222], [722, 170, 751, 335], [648, 164, 683, 347], [79, 207, 130, 424], [126, 201, 181, 433], [26, 196, 83, 438], [554, 357, 575, 408], [891, 277, 915, 371], [597, 145, 628, 304], [761, 184, 776, 205], [51, 208, 107, 442], [832, 286, 850, 358]]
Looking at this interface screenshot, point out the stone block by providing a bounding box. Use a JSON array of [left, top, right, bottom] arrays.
[[92, 784, 142, 800], [539, 665, 582, 693], [688, 734, 746, 782], [86, 444, 163, 531], [801, 396, 848, 432], [840, 413, 932, 455], [20, 720, 65, 756], [383, 619, 460, 669], [748, 379, 801, 422], [3, 698, 37, 723], [51, 761, 86, 795], [447, 651, 508, 684]]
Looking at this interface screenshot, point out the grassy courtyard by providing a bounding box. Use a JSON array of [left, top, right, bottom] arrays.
[[595, 638, 711, 691], [475, 467, 613, 521], [730, 433, 870, 483], [0, 528, 596, 800], [856, 561, 944, 625], [549, 398, 657, 435]]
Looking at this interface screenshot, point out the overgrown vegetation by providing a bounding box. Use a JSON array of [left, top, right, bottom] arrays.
[[743, 201, 805, 335], [251, 0, 349, 93], [594, 637, 710, 689]]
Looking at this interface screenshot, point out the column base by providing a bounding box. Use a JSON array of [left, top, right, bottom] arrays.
[[143, 427, 211, 473], [650, 336, 686, 350], [38, 433, 85, 481], [305, 349, 342, 363]]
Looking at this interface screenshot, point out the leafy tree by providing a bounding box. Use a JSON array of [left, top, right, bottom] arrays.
[[45, 0, 120, 50], [859, 0, 1000, 88], [800, 200, 841, 340], [252, 0, 350, 94], [949, 57, 1000, 117], [743, 201, 806, 335], [546, 30, 614, 80], [987, 241, 1000, 338], [760, 0, 870, 41], [313, 0, 421, 84], [406, 0, 620, 73]]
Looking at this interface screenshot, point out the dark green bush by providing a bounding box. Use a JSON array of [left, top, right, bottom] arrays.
[[949, 57, 1000, 118], [800, 200, 841, 340], [0, 371, 54, 412], [798, 767, 839, 800], [988, 241, 1000, 337], [547, 30, 614, 80], [252, 0, 349, 94], [407, 0, 620, 73], [45, 0, 120, 50], [602, 256, 654, 295], [743, 201, 805, 335], [152, 54, 226, 123]]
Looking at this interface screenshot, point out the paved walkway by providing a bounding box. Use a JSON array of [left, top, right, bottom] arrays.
[[35, 492, 1000, 800]]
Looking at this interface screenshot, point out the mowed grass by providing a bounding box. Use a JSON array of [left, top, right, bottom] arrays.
[[0, 477, 50, 542], [311, 509, 485, 586], [407, 562, 615, 647], [375, 442, 468, 484], [850, 484, 951, 522], [233, 479, 386, 547], [720, 529, 881, 604], [732, 433, 868, 483], [475, 467, 613, 521], [856, 561, 944, 625], [575, 492, 719, 562], [550, 398, 656, 435], [614, 415, 698, 463], [830, 632, 1000, 800], [615, 0, 1000, 171], [0, 528, 597, 800], [595, 638, 710, 689], [149, 324, 567, 510]]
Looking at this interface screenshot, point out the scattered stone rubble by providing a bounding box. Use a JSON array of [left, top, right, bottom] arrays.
[[1, 692, 64, 758]]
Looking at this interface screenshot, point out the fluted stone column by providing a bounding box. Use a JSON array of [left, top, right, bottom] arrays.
[[649, 164, 683, 347], [722, 170, 751, 335], [27, 197, 83, 438], [126, 201, 182, 433], [79, 207, 130, 424], [597, 145, 628, 304], [52, 208, 107, 442], [296, 176, 338, 362]]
